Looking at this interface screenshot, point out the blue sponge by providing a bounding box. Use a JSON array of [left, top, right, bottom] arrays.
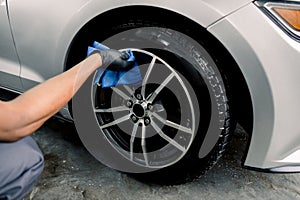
[[87, 41, 142, 88]]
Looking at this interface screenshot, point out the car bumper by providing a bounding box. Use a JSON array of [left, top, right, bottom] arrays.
[[208, 2, 300, 172]]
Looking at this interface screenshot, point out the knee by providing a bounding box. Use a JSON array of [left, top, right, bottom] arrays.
[[0, 137, 44, 200], [3, 137, 44, 176]]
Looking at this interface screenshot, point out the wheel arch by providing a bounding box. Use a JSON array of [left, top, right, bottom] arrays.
[[65, 5, 253, 153]]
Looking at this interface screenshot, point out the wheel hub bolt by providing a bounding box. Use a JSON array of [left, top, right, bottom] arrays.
[[131, 115, 139, 123], [126, 100, 133, 108], [147, 104, 153, 111], [136, 93, 143, 100], [144, 117, 151, 126]]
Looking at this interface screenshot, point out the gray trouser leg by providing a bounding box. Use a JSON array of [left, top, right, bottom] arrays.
[[0, 136, 44, 200]]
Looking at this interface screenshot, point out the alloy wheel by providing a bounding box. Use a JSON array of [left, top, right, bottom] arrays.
[[92, 49, 197, 168]]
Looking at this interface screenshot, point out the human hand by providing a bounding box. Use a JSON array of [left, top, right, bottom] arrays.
[[87, 41, 142, 87], [91, 49, 135, 71]]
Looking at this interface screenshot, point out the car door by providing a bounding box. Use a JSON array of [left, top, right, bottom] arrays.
[[0, 0, 22, 91]]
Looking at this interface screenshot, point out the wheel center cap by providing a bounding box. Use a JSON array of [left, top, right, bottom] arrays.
[[132, 103, 146, 118]]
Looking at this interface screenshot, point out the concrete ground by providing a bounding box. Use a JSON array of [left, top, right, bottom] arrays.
[[25, 118, 300, 200]]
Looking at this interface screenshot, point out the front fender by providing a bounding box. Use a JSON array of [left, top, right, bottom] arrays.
[[7, 0, 251, 90]]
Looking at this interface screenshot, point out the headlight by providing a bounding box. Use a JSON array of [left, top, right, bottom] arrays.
[[256, 1, 300, 40]]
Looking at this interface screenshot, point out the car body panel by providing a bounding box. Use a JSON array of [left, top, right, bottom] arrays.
[[2, 0, 300, 172], [208, 2, 300, 170], [0, 0, 22, 91], [7, 0, 251, 90]]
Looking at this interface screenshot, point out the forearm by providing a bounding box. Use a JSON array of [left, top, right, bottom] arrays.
[[0, 53, 101, 141]]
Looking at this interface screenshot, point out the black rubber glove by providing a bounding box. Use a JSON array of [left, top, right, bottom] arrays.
[[91, 49, 134, 71]]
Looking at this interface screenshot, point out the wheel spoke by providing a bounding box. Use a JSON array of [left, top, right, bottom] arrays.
[[147, 72, 175, 103], [111, 87, 130, 100], [123, 85, 134, 96], [100, 114, 131, 129], [130, 123, 139, 161], [141, 57, 156, 97], [141, 124, 149, 166], [152, 112, 193, 135], [94, 106, 129, 113], [151, 121, 186, 152]]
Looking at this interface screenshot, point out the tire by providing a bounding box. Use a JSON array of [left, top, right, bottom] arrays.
[[73, 22, 234, 185]]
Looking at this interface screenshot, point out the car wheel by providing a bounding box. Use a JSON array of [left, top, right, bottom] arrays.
[[73, 24, 234, 185]]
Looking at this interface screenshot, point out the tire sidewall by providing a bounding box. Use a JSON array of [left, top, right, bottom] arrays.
[[73, 26, 229, 179]]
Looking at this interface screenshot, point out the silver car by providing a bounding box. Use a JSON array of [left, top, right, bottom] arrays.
[[1, 0, 300, 184]]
